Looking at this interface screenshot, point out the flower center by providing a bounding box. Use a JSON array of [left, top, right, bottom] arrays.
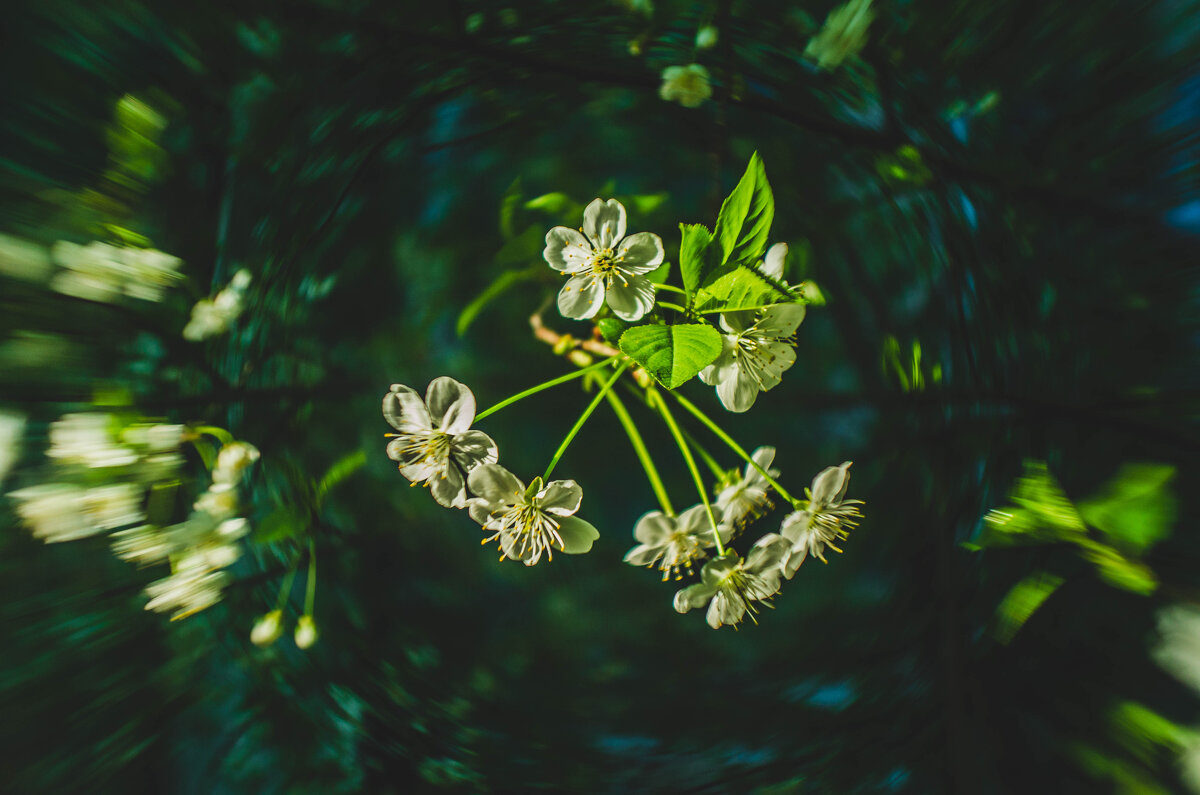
[[717, 565, 774, 625], [393, 430, 452, 471], [485, 498, 564, 564], [589, 248, 628, 289], [660, 530, 705, 581]]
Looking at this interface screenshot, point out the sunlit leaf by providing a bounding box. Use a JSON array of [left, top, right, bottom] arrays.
[[713, 152, 774, 268], [1079, 464, 1176, 555], [618, 323, 723, 389], [993, 570, 1063, 644]]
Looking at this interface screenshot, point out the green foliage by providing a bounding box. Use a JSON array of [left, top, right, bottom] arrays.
[[992, 570, 1063, 644], [457, 264, 542, 337], [713, 151, 775, 269], [595, 317, 628, 345], [678, 222, 716, 298], [694, 264, 787, 313], [618, 323, 723, 389], [1079, 464, 1177, 555]]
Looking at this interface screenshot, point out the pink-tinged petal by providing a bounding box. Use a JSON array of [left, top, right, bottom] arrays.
[[615, 232, 665, 273], [606, 276, 656, 321], [540, 479, 582, 516], [383, 385, 431, 432], [544, 227, 594, 273], [426, 377, 475, 434], [557, 273, 604, 319], [582, 199, 626, 249]]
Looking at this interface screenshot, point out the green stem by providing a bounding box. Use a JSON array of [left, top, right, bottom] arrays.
[[476, 357, 616, 421], [304, 540, 317, 615], [655, 283, 688, 296], [649, 388, 725, 556], [617, 382, 724, 481], [275, 565, 298, 611], [543, 360, 630, 481], [604, 389, 674, 516], [191, 424, 234, 445], [697, 302, 795, 315], [657, 301, 690, 314], [669, 390, 801, 506]]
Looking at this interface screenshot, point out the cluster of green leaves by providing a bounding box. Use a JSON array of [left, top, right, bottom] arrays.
[[974, 461, 1178, 642], [616, 153, 803, 389]]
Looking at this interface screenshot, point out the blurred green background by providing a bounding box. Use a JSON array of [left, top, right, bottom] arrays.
[[1, 0, 1199, 792]]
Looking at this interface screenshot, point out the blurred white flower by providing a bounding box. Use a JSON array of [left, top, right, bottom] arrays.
[[251, 609, 284, 646], [0, 233, 53, 283], [183, 269, 252, 341], [194, 482, 239, 520], [805, 0, 875, 71], [295, 615, 319, 649], [213, 440, 260, 485], [10, 482, 143, 542], [543, 199, 664, 322], [49, 241, 182, 303], [695, 26, 719, 50], [659, 64, 713, 108], [48, 413, 138, 469], [1155, 605, 1200, 694]]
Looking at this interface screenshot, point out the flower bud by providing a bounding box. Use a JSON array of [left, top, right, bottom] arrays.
[[695, 26, 718, 50], [567, 349, 593, 368], [294, 615, 319, 649], [250, 609, 283, 647], [213, 441, 260, 484]]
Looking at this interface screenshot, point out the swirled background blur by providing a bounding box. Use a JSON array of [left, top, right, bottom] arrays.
[[2, 0, 1199, 792]]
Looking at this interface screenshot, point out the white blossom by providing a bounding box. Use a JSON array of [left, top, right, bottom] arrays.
[[0, 410, 26, 485], [716, 446, 779, 530], [674, 534, 791, 628], [543, 199, 664, 322], [384, 377, 498, 508], [659, 64, 712, 108], [467, 464, 598, 565], [699, 303, 806, 412], [780, 461, 864, 578], [623, 504, 728, 580], [183, 269, 252, 341], [213, 440, 260, 485], [49, 241, 182, 303]]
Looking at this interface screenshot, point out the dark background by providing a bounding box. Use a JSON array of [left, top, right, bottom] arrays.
[[1, 0, 1199, 792]]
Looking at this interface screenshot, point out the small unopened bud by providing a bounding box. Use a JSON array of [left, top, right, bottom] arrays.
[[567, 350, 594, 368], [251, 610, 283, 647], [695, 26, 718, 50], [552, 335, 576, 356], [294, 615, 319, 649], [632, 368, 653, 389]]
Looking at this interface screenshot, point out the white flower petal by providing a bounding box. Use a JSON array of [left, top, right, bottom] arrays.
[[543, 227, 593, 273], [615, 232, 665, 273], [555, 515, 599, 554], [757, 303, 806, 337], [753, 341, 797, 392], [452, 430, 499, 471], [606, 276, 656, 321], [632, 511, 675, 545], [761, 242, 788, 280], [384, 385, 432, 432], [674, 582, 717, 613], [557, 273, 605, 319], [540, 479, 582, 516], [716, 365, 760, 413], [426, 377, 475, 433], [466, 463, 523, 505], [623, 543, 663, 566], [429, 464, 467, 508], [582, 199, 626, 249]]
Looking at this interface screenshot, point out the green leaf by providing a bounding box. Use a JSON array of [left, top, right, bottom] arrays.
[[993, 570, 1063, 644], [596, 317, 628, 345], [456, 264, 542, 337], [973, 461, 1086, 548], [315, 449, 367, 506], [713, 152, 774, 268], [1080, 540, 1158, 595], [694, 265, 790, 313], [679, 223, 715, 298], [1079, 463, 1176, 555], [254, 506, 308, 544], [645, 260, 671, 285], [619, 323, 723, 389], [499, 178, 522, 239]]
